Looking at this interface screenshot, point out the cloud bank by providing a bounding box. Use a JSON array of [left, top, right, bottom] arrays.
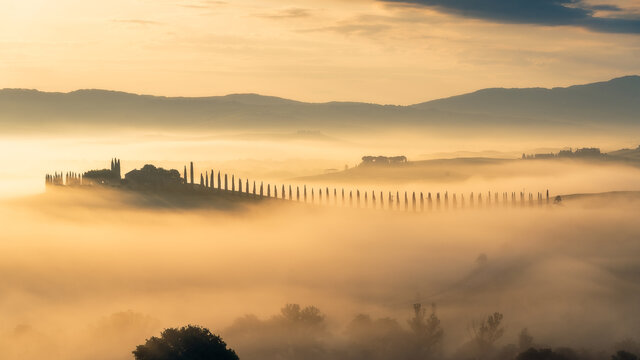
[[381, 0, 640, 34]]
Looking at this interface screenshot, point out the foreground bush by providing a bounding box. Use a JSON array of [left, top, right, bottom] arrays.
[[133, 325, 239, 360]]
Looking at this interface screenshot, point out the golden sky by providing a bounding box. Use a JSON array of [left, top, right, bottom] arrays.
[[1, 0, 639, 104]]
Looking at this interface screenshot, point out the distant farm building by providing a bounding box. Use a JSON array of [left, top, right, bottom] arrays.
[[522, 148, 603, 160], [124, 164, 183, 189], [361, 155, 407, 166]]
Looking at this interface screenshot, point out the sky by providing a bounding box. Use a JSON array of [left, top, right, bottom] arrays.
[[1, 0, 639, 104]]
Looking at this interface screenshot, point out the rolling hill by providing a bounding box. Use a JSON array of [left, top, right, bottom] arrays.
[[1, 76, 638, 133]]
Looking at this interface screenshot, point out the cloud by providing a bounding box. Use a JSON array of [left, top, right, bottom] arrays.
[[177, 1, 227, 10], [112, 19, 162, 26], [300, 23, 391, 37], [379, 0, 640, 34], [589, 4, 622, 11], [254, 8, 312, 19]]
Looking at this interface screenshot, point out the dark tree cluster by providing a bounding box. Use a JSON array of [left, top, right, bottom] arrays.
[[124, 164, 183, 189], [131, 307, 640, 360], [133, 325, 238, 360]]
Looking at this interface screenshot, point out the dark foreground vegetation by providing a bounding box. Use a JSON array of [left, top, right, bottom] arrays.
[[135, 304, 640, 360], [133, 325, 238, 360]]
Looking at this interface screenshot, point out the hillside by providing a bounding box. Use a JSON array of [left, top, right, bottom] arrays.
[[298, 150, 640, 185], [415, 76, 640, 124], [1, 76, 638, 133]]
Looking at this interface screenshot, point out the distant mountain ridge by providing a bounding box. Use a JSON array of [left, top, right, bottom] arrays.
[[415, 75, 640, 123], [1, 76, 638, 132]]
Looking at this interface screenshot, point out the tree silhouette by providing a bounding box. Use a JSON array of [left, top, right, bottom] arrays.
[[516, 347, 576, 360], [518, 328, 533, 351], [408, 303, 444, 357], [472, 312, 505, 352], [132, 325, 239, 360], [612, 350, 640, 360], [280, 304, 325, 328]]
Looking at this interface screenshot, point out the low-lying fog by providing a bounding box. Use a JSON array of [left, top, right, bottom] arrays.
[[2, 130, 640, 360], [2, 189, 640, 360], [2, 131, 640, 199]]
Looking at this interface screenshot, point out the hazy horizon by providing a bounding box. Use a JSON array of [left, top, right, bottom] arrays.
[[2, 74, 638, 105]]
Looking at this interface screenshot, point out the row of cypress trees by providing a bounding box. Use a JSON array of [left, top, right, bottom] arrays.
[[184, 163, 550, 211]]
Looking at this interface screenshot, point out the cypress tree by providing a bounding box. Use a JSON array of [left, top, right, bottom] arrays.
[[289, 185, 292, 200], [444, 191, 449, 210], [246, 179, 249, 193], [190, 162, 194, 185], [296, 186, 300, 201], [282, 185, 285, 199], [267, 184, 270, 197], [412, 192, 416, 212], [380, 191, 384, 209], [274, 185, 277, 198], [404, 192, 408, 211], [461, 194, 465, 208], [224, 174, 228, 191], [218, 172, 222, 190], [206, 172, 209, 188], [260, 182, 263, 196], [211, 170, 214, 188], [356, 190, 360, 208], [334, 188, 337, 206], [253, 181, 256, 195], [436, 193, 441, 210], [420, 192, 424, 212], [478, 193, 483, 207], [470, 192, 475, 208], [239, 178, 242, 193], [304, 185, 307, 202], [311, 188, 314, 203], [200, 173, 204, 186], [364, 191, 368, 208], [232, 175, 235, 192], [319, 188, 323, 203], [396, 192, 400, 211], [349, 191, 353, 207], [372, 191, 376, 209], [453, 193, 457, 209]]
